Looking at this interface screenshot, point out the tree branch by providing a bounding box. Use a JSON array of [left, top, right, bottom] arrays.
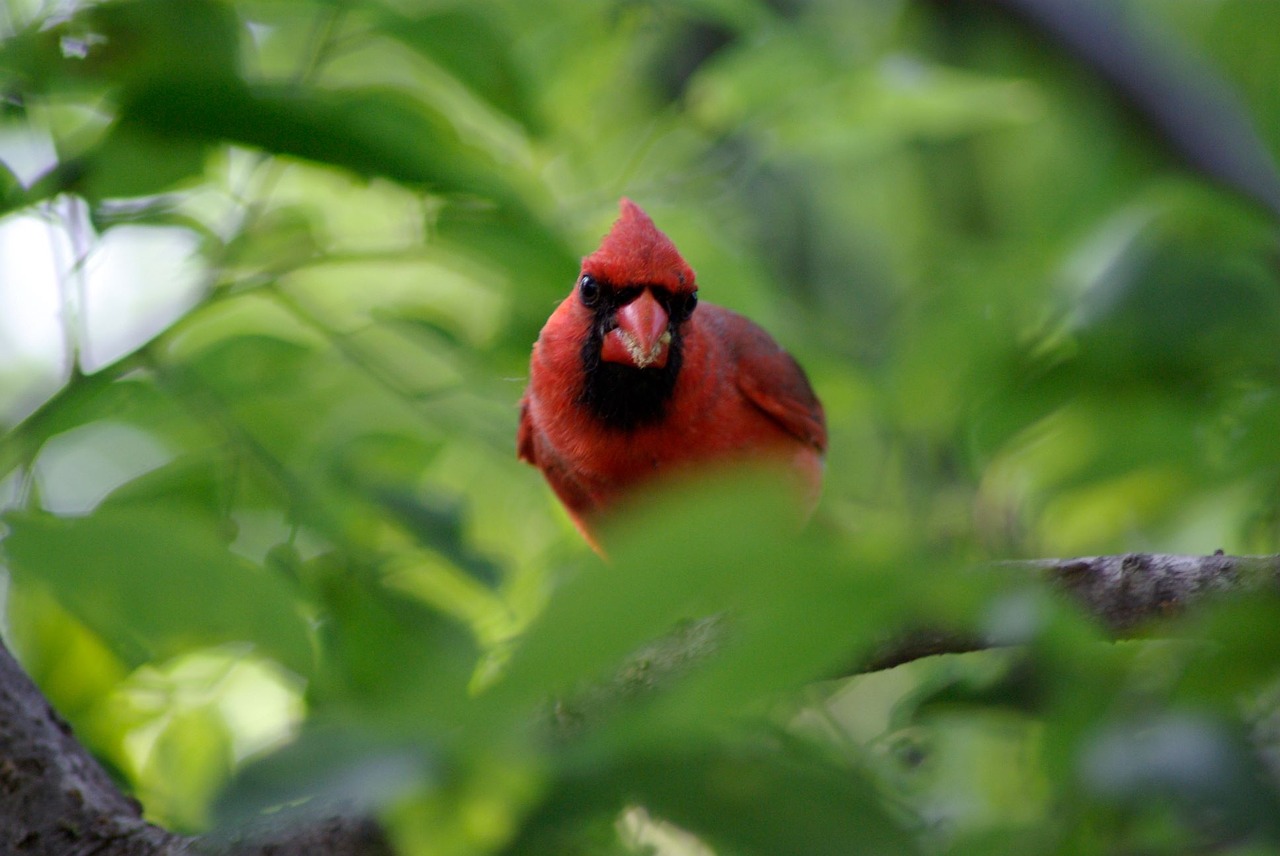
[[861, 552, 1280, 671], [0, 636, 390, 856], [0, 633, 188, 855]]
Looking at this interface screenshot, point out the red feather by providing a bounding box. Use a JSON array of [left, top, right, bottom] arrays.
[[519, 199, 826, 544]]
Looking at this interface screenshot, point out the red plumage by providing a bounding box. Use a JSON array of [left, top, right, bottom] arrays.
[[519, 199, 827, 544]]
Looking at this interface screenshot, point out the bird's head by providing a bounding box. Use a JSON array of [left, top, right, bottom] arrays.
[[578, 199, 699, 371], [571, 199, 699, 429]]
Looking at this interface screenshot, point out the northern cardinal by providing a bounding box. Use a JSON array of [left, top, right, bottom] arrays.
[[518, 199, 827, 543]]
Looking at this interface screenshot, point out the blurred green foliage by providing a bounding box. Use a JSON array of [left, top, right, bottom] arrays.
[[2, 0, 1280, 853]]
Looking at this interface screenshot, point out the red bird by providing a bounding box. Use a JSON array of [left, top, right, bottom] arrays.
[[518, 199, 827, 543]]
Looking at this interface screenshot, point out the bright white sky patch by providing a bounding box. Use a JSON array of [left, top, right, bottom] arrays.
[[0, 206, 206, 424], [1, 125, 210, 423], [34, 420, 175, 515], [0, 211, 73, 426], [80, 225, 206, 372], [0, 124, 59, 185]]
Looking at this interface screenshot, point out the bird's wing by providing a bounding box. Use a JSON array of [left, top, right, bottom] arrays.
[[715, 308, 828, 453]]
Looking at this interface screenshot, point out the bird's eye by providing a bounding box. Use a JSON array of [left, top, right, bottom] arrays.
[[673, 291, 698, 321], [579, 275, 601, 307]]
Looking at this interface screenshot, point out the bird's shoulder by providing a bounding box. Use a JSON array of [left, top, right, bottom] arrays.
[[698, 304, 828, 453], [516, 394, 538, 465]]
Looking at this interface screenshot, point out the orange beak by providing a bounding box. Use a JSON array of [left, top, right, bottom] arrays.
[[601, 289, 671, 369]]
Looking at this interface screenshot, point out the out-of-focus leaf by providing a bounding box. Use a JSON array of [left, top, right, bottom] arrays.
[[279, 256, 506, 349], [487, 474, 802, 712], [376, 8, 541, 133], [0, 0, 240, 93], [1202, 0, 1280, 156], [691, 35, 1040, 161], [1077, 711, 1280, 839], [1066, 194, 1280, 387], [903, 655, 1042, 719], [479, 470, 917, 745], [175, 329, 440, 490], [32, 419, 175, 518], [509, 742, 917, 856], [1, 507, 312, 675], [184, 333, 316, 398], [1176, 596, 1280, 703], [4, 587, 128, 723], [104, 80, 523, 206], [2, 373, 181, 483], [220, 205, 324, 275], [376, 488, 502, 588], [69, 125, 210, 201], [331, 432, 444, 493], [88, 201, 219, 241], [326, 433, 501, 586], [142, 705, 234, 832], [0, 159, 22, 213], [306, 564, 477, 727], [434, 201, 578, 324], [991, 0, 1280, 217], [214, 723, 434, 828], [99, 455, 231, 516], [649, 15, 740, 104], [82, 0, 241, 85]]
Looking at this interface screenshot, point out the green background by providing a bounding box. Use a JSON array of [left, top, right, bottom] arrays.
[[3, 0, 1280, 852]]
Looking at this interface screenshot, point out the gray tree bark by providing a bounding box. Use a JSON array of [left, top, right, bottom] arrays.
[[0, 636, 390, 856], [862, 552, 1280, 671]]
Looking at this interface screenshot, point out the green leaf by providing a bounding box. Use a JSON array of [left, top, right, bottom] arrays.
[[375, 490, 501, 587], [0, 0, 240, 93], [142, 705, 234, 832], [69, 125, 210, 201], [1, 373, 176, 483], [3, 587, 129, 723], [691, 35, 1039, 160], [0, 159, 23, 214], [184, 333, 317, 398], [479, 471, 912, 744], [1068, 192, 1280, 388], [1176, 596, 1280, 703], [1, 507, 313, 675], [219, 204, 324, 274], [35, 75, 538, 206], [376, 8, 541, 133], [99, 454, 231, 517], [81, 0, 241, 87], [306, 564, 478, 727], [113, 79, 521, 204], [1076, 711, 1280, 839], [434, 201, 578, 320], [511, 742, 916, 856], [214, 723, 434, 828]]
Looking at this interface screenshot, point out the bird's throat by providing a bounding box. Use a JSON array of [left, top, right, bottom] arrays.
[[580, 328, 682, 430]]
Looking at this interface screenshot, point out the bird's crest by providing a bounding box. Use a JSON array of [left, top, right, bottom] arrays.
[[582, 199, 697, 293]]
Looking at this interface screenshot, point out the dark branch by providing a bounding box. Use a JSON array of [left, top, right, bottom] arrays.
[[0, 633, 189, 855], [860, 553, 1280, 672], [984, 0, 1280, 218], [0, 636, 390, 856]]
